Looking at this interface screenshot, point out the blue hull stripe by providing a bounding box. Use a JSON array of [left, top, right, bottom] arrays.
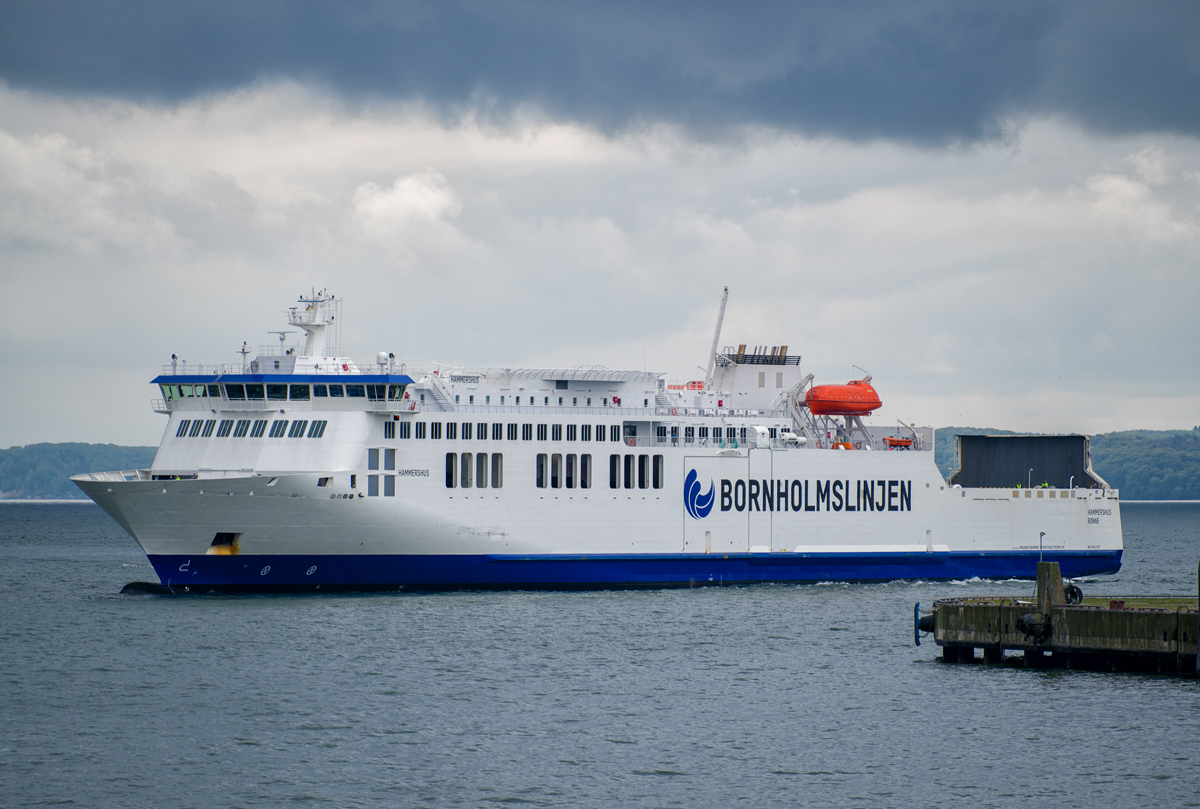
[[150, 550, 1123, 592]]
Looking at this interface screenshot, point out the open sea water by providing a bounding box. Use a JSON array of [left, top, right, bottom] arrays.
[[1, 502, 1198, 808]]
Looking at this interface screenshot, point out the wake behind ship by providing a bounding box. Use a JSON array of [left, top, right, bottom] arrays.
[[75, 289, 1122, 592]]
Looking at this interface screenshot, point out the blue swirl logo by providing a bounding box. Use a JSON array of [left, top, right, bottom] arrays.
[[684, 469, 715, 520]]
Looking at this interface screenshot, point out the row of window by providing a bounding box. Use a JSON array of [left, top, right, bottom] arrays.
[[175, 418, 328, 439], [447, 393, 643, 408], [609, 454, 665, 490], [395, 422, 626, 442], [444, 453, 505, 489], [163, 383, 406, 402]]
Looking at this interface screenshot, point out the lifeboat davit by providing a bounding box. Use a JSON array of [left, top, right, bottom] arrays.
[[805, 380, 882, 416]]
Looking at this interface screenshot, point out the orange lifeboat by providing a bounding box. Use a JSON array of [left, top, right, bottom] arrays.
[[805, 380, 882, 416]]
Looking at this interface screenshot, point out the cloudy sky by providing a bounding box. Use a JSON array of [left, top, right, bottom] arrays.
[[2, 1, 1198, 448]]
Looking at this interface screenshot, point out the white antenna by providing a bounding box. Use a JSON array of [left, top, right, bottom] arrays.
[[852, 364, 872, 383], [704, 286, 729, 388], [239, 342, 249, 373]]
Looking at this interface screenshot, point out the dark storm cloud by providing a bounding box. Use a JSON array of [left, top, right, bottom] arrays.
[[1, 0, 1197, 142]]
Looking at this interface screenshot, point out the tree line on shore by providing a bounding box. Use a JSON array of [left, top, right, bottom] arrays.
[[3, 430, 1200, 500]]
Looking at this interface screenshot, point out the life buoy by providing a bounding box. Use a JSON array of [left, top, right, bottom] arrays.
[[627, 437, 636, 447], [671, 408, 677, 416], [815, 440, 822, 449], [854, 441, 862, 450]]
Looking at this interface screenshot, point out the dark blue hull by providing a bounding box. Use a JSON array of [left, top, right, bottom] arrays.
[[147, 550, 1124, 593]]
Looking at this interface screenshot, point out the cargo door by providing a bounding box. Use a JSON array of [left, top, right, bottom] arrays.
[[746, 448, 774, 551], [682, 454, 748, 553]]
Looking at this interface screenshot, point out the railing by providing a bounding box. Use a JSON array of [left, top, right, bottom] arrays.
[[255, 344, 349, 357], [157, 364, 239, 376]]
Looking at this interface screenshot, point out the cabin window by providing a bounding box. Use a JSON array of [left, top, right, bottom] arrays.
[[313, 384, 328, 397], [460, 453, 473, 488], [587, 398, 591, 406], [492, 423, 503, 440], [445, 453, 457, 488], [684, 426, 694, 443], [699, 426, 709, 440], [740, 428, 747, 442], [653, 455, 664, 489], [595, 424, 605, 442], [556, 380, 568, 390], [551, 453, 562, 488], [250, 420, 268, 438], [469, 395, 474, 405], [523, 424, 533, 440], [328, 385, 344, 398], [610, 425, 621, 442], [758, 371, 765, 388], [656, 426, 666, 444], [581, 425, 591, 441], [288, 420, 308, 438], [290, 385, 310, 401], [416, 422, 427, 439], [566, 425, 577, 441], [537, 424, 548, 441], [624, 455, 635, 489], [558, 397, 563, 406], [176, 420, 190, 437], [234, 420, 251, 437], [455, 395, 460, 404], [385, 449, 396, 470], [462, 423, 473, 440], [500, 396, 505, 404], [638, 455, 649, 489], [224, 384, 245, 400], [217, 420, 234, 438], [727, 427, 736, 440], [446, 423, 457, 440], [609, 454, 620, 488], [431, 422, 442, 439], [384, 421, 395, 440], [345, 384, 366, 398], [317, 477, 331, 487], [245, 384, 265, 400], [307, 420, 327, 438], [544, 397, 549, 405], [776, 372, 784, 388], [552, 424, 563, 441], [565, 454, 576, 488], [580, 454, 591, 489], [536, 454, 548, 488], [477, 422, 487, 440], [485, 395, 490, 405], [476, 453, 488, 488], [388, 384, 406, 400], [269, 420, 288, 438], [491, 453, 503, 488], [267, 384, 288, 401], [200, 419, 216, 437], [398, 421, 411, 439], [768, 428, 777, 439], [368, 449, 379, 470], [189, 420, 204, 437], [507, 423, 518, 441], [384, 475, 395, 496], [368, 475, 379, 496], [350, 474, 356, 489]]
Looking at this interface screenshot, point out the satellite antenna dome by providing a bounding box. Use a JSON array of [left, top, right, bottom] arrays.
[[377, 351, 389, 367]]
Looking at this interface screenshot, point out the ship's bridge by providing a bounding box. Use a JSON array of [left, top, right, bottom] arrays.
[[153, 373, 415, 414]]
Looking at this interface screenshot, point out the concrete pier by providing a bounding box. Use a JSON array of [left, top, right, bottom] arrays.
[[918, 562, 1200, 676]]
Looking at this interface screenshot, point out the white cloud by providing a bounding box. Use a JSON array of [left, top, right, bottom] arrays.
[[0, 85, 1198, 446]]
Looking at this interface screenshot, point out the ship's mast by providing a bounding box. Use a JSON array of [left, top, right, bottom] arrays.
[[705, 286, 729, 388], [287, 288, 338, 354]]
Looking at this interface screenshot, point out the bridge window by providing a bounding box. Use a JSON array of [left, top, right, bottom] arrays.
[[328, 385, 344, 397], [269, 420, 288, 438], [367, 385, 385, 401], [289, 385, 310, 401], [245, 384, 264, 400], [176, 420, 190, 437], [580, 454, 591, 489], [388, 384, 406, 400], [224, 384, 245, 400], [307, 420, 327, 438], [445, 453, 457, 488], [313, 384, 327, 397], [491, 453, 503, 488], [267, 384, 288, 401], [250, 420, 268, 438], [217, 420, 234, 437], [234, 420, 251, 437], [345, 384, 366, 398], [287, 420, 308, 438]]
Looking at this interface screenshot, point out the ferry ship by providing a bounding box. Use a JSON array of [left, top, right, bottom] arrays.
[[74, 289, 1123, 592]]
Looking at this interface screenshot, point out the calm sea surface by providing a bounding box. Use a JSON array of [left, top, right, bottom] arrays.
[[2, 502, 1198, 808]]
